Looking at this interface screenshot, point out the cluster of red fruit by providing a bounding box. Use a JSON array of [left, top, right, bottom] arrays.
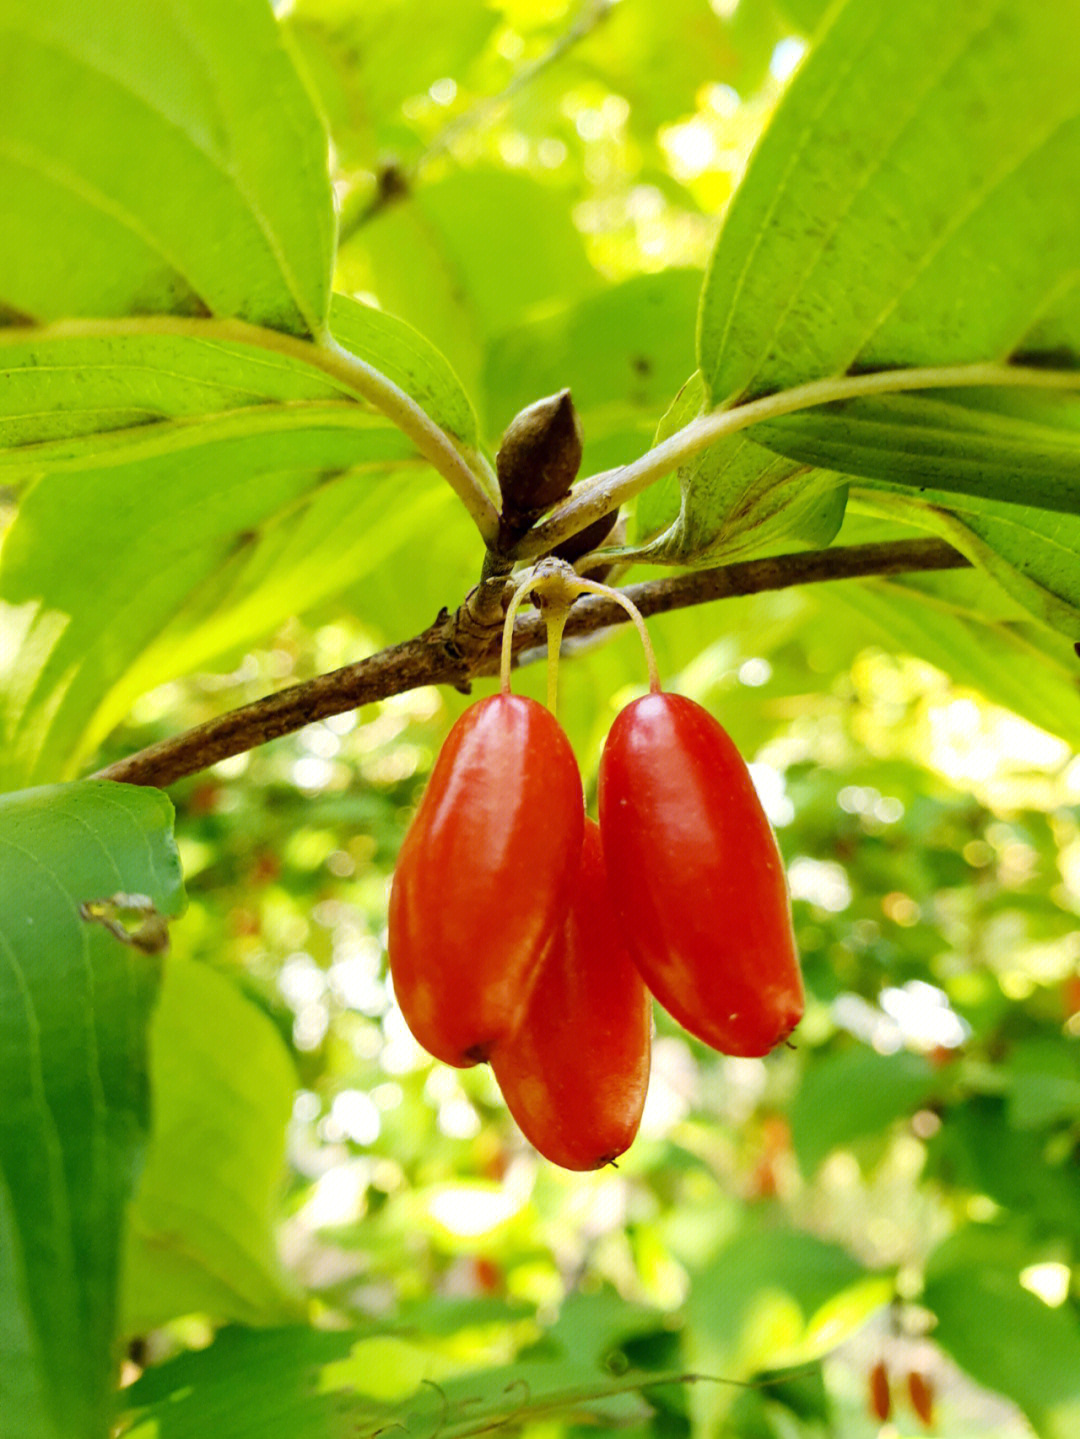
[[387, 684, 804, 1170], [868, 1359, 935, 1428]]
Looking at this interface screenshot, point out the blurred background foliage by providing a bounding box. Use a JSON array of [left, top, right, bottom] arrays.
[[42, 0, 1073, 1433]]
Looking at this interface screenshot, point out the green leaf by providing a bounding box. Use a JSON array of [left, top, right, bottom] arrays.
[[696, 0, 1080, 529], [774, 0, 832, 33], [286, 0, 497, 168], [0, 0, 334, 337], [683, 1222, 869, 1433], [118, 473, 470, 700], [928, 1099, 1080, 1250], [0, 420, 409, 788], [752, 388, 1080, 520], [926, 1230, 1080, 1439], [122, 959, 301, 1332], [0, 295, 480, 473], [822, 573, 1080, 748], [483, 270, 701, 461], [788, 1047, 937, 1176], [571, 0, 759, 136], [118, 1325, 384, 1438], [850, 483, 1080, 638], [700, 1, 1080, 402], [1005, 1040, 1080, 1132], [633, 371, 848, 562], [0, 325, 339, 464], [347, 168, 600, 407], [0, 296, 484, 788], [331, 295, 480, 450], [0, 780, 183, 1439]]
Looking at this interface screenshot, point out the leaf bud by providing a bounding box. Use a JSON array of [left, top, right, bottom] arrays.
[[496, 389, 583, 543], [548, 508, 620, 565]]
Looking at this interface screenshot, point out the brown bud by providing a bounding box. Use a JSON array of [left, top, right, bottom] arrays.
[[496, 390, 583, 543], [549, 508, 620, 565]]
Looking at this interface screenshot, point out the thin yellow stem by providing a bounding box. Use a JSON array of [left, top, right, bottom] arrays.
[[544, 608, 570, 714], [567, 576, 660, 692], [500, 575, 538, 695]]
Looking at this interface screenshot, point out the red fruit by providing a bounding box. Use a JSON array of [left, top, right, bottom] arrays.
[[492, 820, 651, 1170], [597, 692, 803, 1058], [471, 1256, 502, 1293], [907, 1369, 935, 1427], [868, 1360, 892, 1422], [388, 694, 584, 1068]]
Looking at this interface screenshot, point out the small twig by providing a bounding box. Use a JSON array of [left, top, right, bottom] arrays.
[[91, 539, 968, 790]]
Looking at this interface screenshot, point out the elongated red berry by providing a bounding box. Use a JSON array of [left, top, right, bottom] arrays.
[[868, 1360, 892, 1422], [598, 692, 803, 1058], [388, 694, 584, 1068], [907, 1369, 935, 1427], [491, 819, 651, 1170]]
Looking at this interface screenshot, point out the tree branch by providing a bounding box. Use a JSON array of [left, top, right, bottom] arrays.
[[92, 539, 969, 790]]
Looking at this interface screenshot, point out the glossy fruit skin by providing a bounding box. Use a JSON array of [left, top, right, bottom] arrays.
[[388, 694, 584, 1068], [598, 692, 803, 1058], [492, 819, 651, 1170]]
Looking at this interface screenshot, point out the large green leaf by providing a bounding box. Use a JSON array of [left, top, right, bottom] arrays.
[[0, 781, 184, 1439], [116, 473, 471, 706], [700, 1, 1080, 402], [926, 1229, 1080, 1439], [690, 0, 1080, 560], [0, 422, 409, 788], [0, 0, 334, 337], [0, 290, 485, 788], [851, 483, 1080, 638], [753, 387, 1080, 519], [0, 295, 481, 474], [122, 959, 301, 1332]]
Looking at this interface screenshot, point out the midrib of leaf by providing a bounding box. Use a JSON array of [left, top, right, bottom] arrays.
[[0, 314, 498, 533], [0, 403, 399, 471], [0, 23, 325, 337], [522, 360, 1080, 559]]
